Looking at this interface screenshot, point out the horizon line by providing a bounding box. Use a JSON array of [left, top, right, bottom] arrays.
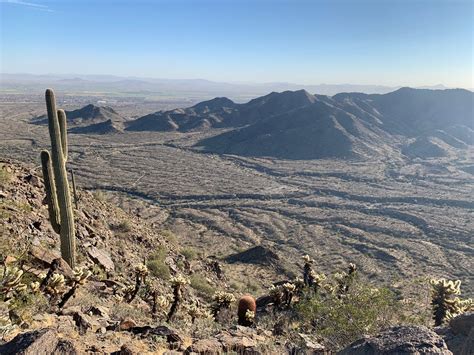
[[2, 72, 472, 91]]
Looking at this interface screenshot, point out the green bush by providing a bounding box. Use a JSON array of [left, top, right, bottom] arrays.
[[146, 247, 170, 280], [0, 165, 12, 187], [296, 282, 402, 349], [190, 274, 215, 299], [181, 247, 197, 260]]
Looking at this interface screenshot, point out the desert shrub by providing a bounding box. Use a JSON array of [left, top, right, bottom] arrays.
[[92, 190, 107, 202], [190, 274, 215, 299], [296, 282, 402, 349], [0, 166, 11, 187], [160, 229, 178, 245], [147, 247, 170, 280], [110, 220, 132, 233], [181, 247, 197, 260]]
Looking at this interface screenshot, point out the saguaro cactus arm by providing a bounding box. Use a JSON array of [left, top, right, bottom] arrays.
[[40, 150, 60, 234], [57, 109, 68, 161]]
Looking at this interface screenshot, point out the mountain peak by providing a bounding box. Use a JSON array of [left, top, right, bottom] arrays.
[[192, 97, 235, 111]]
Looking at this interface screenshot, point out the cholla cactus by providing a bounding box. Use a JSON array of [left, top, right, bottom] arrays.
[[429, 278, 472, 326], [348, 263, 357, 275], [245, 309, 255, 323], [211, 291, 236, 319], [311, 270, 326, 290], [135, 263, 149, 278], [126, 264, 149, 303], [335, 264, 358, 296], [0, 313, 15, 341], [170, 274, 190, 287], [283, 282, 296, 307], [269, 285, 283, 311], [45, 273, 65, 296], [30, 282, 40, 293], [156, 295, 170, 311], [186, 302, 212, 324], [302, 255, 315, 287], [73, 267, 92, 285], [58, 267, 92, 309], [1, 267, 26, 300], [167, 274, 189, 322]]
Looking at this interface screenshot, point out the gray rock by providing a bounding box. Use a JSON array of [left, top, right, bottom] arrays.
[[186, 338, 223, 354], [87, 246, 115, 272], [338, 325, 452, 355], [0, 328, 59, 355], [450, 312, 474, 336]]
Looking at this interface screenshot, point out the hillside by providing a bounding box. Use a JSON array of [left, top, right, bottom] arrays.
[[0, 159, 285, 353], [69, 119, 122, 135], [124, 88, 473, 160], [1, 159, 473, 354], [32, 104, 127, 134]]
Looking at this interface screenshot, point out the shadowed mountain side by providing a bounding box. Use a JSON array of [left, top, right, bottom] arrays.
[[125, 97, 237, 132], [125, 90, 319, 132], [68, 119, 122, 134], [401, 136, 453, 158], [32, 104, 127, 126], [334, 88, 474, 136], [194, 101, 393, 159]]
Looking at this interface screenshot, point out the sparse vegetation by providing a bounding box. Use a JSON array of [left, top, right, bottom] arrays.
[[0, 165, 11, 186], [180, 246, 197, 260], [146, 246, 170, 280], [190, 274, 215, 299], [110, 220, 132, 233]]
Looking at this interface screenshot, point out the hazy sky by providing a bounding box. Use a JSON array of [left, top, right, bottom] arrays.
[[1, 0, 473, 88]]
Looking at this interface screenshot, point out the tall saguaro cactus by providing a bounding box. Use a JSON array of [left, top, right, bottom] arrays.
[[40, 89, 76, 268]]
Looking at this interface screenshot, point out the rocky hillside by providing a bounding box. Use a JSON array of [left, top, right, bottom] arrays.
[[1, 158, 473, 354], [0, 159, 284, 353], [33, 104, 127, 134], [121, 88, 474, 159]]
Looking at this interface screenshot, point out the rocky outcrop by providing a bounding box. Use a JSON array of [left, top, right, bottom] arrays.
[[338, 325, 452, 354], [436, 312, 474, 355], [0, 328, 76, 355]]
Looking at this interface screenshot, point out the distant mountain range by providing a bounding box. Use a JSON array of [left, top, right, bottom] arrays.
[[31, 87, 474, 159], [2, 73, 463, 98]]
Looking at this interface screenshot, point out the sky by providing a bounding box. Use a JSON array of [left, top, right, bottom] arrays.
[[1, 0, 473, 88]]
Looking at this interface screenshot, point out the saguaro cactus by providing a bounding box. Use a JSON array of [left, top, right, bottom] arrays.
[[40, 89, 76, 268]]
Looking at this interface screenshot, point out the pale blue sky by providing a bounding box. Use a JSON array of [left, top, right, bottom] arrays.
[[1, 0, 473, 87]]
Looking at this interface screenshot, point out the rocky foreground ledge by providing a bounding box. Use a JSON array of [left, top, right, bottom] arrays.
[[1, 313, 473, 354]]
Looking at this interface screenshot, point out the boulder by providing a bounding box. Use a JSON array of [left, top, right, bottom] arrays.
[[338, 325, 452, 354], [52, 339, 78, 354], [87, 246, 115, 272], [186, 338, 223, 354], [0, 328, 59, 355], [449, 312, 474, 336]]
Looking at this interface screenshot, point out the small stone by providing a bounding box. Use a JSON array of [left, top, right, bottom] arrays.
[[4, 255, 17, 265], [24, 174, 40, 187], [87, 306, 110, 319], [187, 338, 223, 354], [97, 327, 107, 334], [52, 339, 78, 355], [119, 319, 137, 331]]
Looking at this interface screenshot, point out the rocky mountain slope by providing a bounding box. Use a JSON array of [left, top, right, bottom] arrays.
[[123, 88, 473, 159], [33, 104, 127, 134], [1, 159, 473, 354], [0, 159, 285, 353]]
